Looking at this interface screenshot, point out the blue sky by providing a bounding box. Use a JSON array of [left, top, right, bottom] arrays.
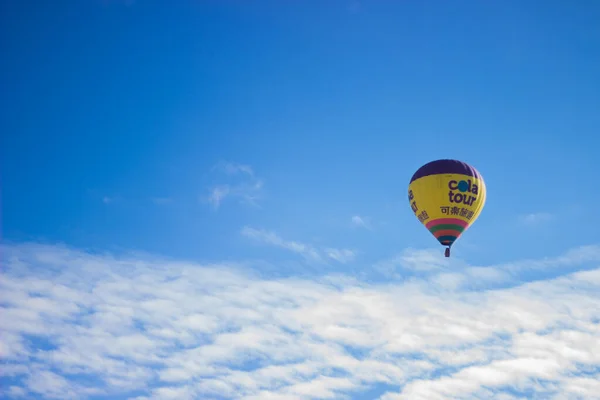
[[2, 1, 600, 399]]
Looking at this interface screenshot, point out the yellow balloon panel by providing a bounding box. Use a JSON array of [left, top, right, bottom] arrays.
[[408, 172, 486, 246]]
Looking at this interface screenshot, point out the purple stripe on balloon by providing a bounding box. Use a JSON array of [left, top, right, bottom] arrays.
[[410, 159, 481, 183]]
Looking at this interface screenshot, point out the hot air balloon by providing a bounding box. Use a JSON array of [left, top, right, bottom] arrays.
[[408, 159, 486, 257]]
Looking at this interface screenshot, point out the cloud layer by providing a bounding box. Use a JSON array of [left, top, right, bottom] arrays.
[[1, 242, 600, 399]]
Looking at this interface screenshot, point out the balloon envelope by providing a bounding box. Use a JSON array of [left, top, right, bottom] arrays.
[[408, 159, 486, 254]]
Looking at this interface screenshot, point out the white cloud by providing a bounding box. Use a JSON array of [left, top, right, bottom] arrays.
[[241, 227, 355, 264], [519, 212, 553, 225], [213, 161, 255, 177], [241, 226, 322, 262], [1, 242, 600, 399], [205, 162, 264, 209], [207, 185, 231, 209], [324, 248, 356, 264], [351, 215, 372, 230], [373, 248, 452, 277], [6, 386, 27, 397], [485, 244, 600, 275]]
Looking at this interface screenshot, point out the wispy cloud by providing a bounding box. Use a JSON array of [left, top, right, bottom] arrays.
[[241, 226, 356, 264], [205, 162, 264, 209], [2, 242, 600, 399], [372, 244, 600, 289], [519, 212, 554, 225], [351, 215, 372, 230], [241, 226, 323, 262], [373, 248, 452, 276], [213, 161, 255, 177], [324, 248, 356, 264], [207, 185, 231, 209]]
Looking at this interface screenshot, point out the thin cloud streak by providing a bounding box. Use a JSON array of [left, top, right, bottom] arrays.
[[241, 226, 323, 262], [241, 226, 356, 264], [1, 242, 600, 399], [205, 162, 264, 209], [212, 161, 255, 177], [351, 215, 372, 230], [519, 212, 554, 225]]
